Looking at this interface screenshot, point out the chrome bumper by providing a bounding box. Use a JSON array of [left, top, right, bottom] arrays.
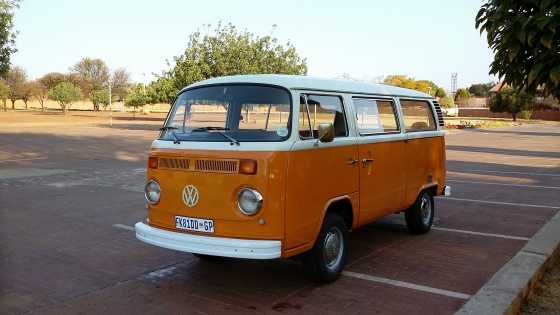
[[135, 222, 281, 259], [443, 185, 451, 196]]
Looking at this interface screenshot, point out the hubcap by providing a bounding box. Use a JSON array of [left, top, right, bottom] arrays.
[[420, 194, 432, 225], [323, 227, 344, 270]]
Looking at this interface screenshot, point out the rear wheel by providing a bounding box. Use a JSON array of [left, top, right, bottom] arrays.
[[302, 212, 348, 283], [405, 190, 434, 234]]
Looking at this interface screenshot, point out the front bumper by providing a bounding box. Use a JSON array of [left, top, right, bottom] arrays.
[[134, 222, 281, 259]]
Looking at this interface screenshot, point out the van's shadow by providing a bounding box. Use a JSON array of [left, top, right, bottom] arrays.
[[447, 145, 560, 159], [137, 218, 412, 311]]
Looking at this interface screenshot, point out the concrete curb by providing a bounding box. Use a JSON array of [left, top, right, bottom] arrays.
[[455, 210, 560, 315]]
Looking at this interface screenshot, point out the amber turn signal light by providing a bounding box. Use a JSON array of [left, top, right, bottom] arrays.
[[148, 157, 158, 169], [239, 159, 257, 175]]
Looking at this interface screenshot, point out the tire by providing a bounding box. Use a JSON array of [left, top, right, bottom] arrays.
[[405, 190, 434, 235], [302, 212, 348, 283]]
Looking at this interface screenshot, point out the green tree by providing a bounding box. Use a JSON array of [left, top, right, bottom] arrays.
[[0, 79, 8, 111], [468, 82, 494, 97], [91, 88, 110, 111], [168, 23, 307, 89], [476, 0, 560, 98], [0, 0, 20, 78], [146, 76, 177, 104], [384, 75, 441, 95], [454, 88, 471, 101], [125, 84, 149, 119], [435, 87, 447, 98], [48, 82, 82, 114], [489, 88, 533, 121], [6, 65, 26, 109], [439, 95, 455, 108], [71, 57, 110, 108]]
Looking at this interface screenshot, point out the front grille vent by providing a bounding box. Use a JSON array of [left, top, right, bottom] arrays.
[[432, 101, 445, 127], [159, 158, 189, 170], [194, 159, 239, 173]]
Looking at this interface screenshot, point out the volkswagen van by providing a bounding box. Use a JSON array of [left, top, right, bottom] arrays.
[[135, 74, 450, 282]]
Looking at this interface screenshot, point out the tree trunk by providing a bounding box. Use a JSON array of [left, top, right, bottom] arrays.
[[11, 99, 15, 110], [24, 100, 28, 110], [39, 100, 45, 111], [512, 113, 517, 121]]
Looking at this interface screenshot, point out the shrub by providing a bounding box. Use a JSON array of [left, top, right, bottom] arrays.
[[439, 96, 455, 108], [489, 88, 533, 121]]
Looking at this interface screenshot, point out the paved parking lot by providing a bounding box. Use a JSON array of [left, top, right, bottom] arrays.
[[1, 112, 559, 314]]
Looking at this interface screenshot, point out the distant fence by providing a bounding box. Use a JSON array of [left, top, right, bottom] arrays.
[[459, 108, 560, 121], [455, 97, 488, 108]]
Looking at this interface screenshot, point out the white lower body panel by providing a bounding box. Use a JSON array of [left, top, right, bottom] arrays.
[[135, 222, 281, 259]]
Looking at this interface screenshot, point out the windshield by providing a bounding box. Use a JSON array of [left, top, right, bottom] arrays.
[[161, 85, 292, 142]]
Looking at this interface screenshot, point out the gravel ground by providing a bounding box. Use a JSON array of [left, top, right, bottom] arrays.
[[520, 257, 560, 315]]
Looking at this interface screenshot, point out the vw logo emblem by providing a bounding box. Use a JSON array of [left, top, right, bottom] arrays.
[[182, 185, 199, 208]]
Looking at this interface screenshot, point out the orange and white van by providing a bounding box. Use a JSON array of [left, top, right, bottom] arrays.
[[135, 74, 450, 282]]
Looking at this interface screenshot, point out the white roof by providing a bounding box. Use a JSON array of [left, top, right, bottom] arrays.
[[184, 74, 432, 98]]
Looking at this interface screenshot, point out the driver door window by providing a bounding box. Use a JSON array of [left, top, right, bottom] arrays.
[[299, 94, 347, 139]]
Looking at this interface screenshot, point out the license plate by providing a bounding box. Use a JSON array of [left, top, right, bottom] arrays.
[[175, 215, 214, 233]]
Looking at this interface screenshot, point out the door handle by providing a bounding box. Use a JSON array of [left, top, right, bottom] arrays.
[[347, 159, 359, 165], [362, 158, 374, 164]]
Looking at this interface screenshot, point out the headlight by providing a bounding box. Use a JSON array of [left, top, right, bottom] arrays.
[[145, 180, 161, 204], [237, 188, 263, 215]]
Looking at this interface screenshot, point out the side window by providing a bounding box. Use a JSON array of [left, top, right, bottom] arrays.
[[299, 94, 348, 139], [352, 98, 399, 135], [400, 100, 437, 132]]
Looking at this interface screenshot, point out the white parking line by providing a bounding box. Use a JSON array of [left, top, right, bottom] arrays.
[[439, 197, 560, 209], [432, 227, 529, 241], [112, 224, 135, 231], [342, 271, 471, 300], [0, 157, 47, 163], [451, 169, 560, 177], [446, 179, 560, 190]]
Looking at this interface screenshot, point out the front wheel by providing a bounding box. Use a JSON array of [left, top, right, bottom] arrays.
[[302, 212, 348, 283], [405, 190, 434, 234]]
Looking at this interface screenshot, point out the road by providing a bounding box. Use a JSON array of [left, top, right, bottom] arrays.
[[1, 112, 559, 314]]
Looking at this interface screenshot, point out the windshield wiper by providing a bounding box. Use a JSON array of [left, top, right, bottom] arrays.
[[190, 127, 240, 146], [190, 127, 230, 131], [159, 126, 181, 144]]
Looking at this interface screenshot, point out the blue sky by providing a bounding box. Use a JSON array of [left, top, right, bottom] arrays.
[[13, 0, 495, 90]]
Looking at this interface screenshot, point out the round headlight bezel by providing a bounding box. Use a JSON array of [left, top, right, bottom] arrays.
[[144, 180, 161, 205], [237, 188, 263, 216]]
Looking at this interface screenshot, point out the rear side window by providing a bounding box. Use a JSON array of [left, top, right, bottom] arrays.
[[299, 94, 348, 139], [400, 100, 437, 132], [352, 98, 399, 135]]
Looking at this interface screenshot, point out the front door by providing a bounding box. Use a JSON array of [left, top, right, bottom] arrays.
[[285, 93, 359, 250], [352, 98, 407, 225]]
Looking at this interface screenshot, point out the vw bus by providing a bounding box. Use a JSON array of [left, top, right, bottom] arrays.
[[135, 75, 450, 282]]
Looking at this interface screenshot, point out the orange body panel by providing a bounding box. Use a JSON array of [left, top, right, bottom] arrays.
[[357, 139, 407, 225], [145, 135, 446, 258], [284, 145, 359, 251], [147, 149, 288, 240], [403, 136, 447, 207]]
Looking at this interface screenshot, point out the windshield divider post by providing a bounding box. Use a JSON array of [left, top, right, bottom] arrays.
[[264, 104, 272, 130], [303, 94, 314, 139]]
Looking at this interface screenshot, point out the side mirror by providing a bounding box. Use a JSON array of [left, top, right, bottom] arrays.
[[317, 123, 335, 143]]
